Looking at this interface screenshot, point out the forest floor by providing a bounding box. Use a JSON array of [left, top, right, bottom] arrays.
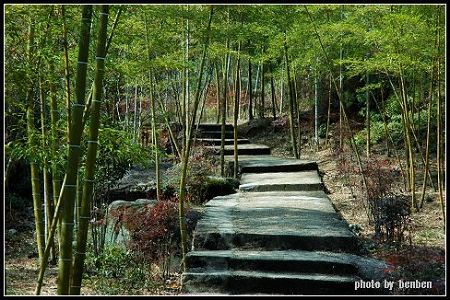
[[4, 117, 446, 295]]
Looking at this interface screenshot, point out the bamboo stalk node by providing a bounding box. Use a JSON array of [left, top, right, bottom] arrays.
[[77, 61, 88, 65], [87, 140, 99, 144], [59, 258, 73, 262], [95, 56, 106, 60], [64, 184, 77, 188], [68, 145, 81, 148], [61, 222, 75, 226], [72, 103, 85, 108]]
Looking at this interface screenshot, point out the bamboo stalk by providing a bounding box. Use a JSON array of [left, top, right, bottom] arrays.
[[35, 176, 67, 295], [233, 42, 241, 178], [48, 62, 62, 250], [39, 75, 56, 264], [70, 6, 109, 294], [220, 38, 230, 177], [283, 32, 299, 159], [178, 7, 214, 272], [25, 19, 46, 265], [57, 6, 93, 294]]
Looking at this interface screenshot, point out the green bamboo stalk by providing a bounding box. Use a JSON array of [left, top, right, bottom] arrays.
[[259, 60, 265, 118], [48, 62, 62, 250], [420, 68, 434, 208], [283, 32, 299, 159], [178, 7, 214, 272], [220, 39, 230, 177], [366, 73, 370, 158], [371, 89, 407, 190], [82, 7, 122, 127], [435, 9, 444, 221], [233, 42, 241, 179], [400, 70, 417, 211], [61, 5, 72, 137], [25, 20, 45, 264], [248, 57, 253, 121], [215, 62, 221, 124], [57, 6, 93, 295], [39, 75, 56, 265], [304, 6, 371, 219], [270, 65, 277, 120], [150, 76, 161, 201], [35, 176, 67, 295], [70, 6, 109, 294], [156, 95, 181, 158], [143, 11, 160, 201]]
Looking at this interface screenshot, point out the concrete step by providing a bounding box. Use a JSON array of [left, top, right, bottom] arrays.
[[197, 123, 234, 132], [182, 270, 360, 295], [197, 130, 235, 139], [186, 250, 358, 276], [239, 170, 323, 192], [193, 192, 359, 253], [196, 138, 251, 146], [206, 144, 271, 156], [225, 155, 318, 174]]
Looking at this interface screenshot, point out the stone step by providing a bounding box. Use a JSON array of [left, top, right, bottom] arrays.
[[193, 192, 359, 253], [196, 138, 251, 146], [239, 170, 323, 192], [197, 130, 235, 139], [197, 123, 234, 132], [182, 270, 360, 295], [206, 144, 271, 156], [186, 250, 358, 276], [225, 155, 318, 174]]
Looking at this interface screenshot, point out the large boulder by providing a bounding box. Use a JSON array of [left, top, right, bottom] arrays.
[[106, 163, 172, 201], [104, 199, 157, 247]]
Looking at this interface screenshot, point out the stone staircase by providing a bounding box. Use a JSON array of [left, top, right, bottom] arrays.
[[182, 123, 386, 295], [195, 123, 271, 155]]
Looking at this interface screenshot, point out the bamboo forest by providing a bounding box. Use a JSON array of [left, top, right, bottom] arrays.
[[4, 4, 446, 296]]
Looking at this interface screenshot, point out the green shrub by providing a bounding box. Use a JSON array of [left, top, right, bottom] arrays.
[[84, 244, 157, 294], [93, 127, 153, 199]]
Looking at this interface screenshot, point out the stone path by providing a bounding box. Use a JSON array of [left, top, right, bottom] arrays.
[[182, 124, 385, 295]]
